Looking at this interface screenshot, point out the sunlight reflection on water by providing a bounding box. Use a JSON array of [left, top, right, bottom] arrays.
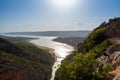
[[2, 34, 74, 80], [30, 36, 73, 80]]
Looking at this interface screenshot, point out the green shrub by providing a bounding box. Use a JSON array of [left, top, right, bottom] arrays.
[[0, 50, 45, 71], [56, 53, 112, 80], [83, 28, 107, 52], [89, 40, 111, 58], [16, 42, 49, 55]]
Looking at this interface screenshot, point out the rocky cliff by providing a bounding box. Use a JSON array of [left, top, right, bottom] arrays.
[[79, 17, 120, 80]]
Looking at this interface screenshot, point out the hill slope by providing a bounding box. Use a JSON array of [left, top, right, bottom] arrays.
[[55, 17, 120, 80], [0, 37, 54, 80]]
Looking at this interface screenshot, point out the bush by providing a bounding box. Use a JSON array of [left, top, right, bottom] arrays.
[[89, 40, 111, 58], [83, 28, 107, 52], [56, 53, 112, 80]]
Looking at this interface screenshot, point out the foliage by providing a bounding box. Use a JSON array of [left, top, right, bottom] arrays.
[[56, 53, 112, 80], [0, 42, 55, 80], [83, 28, 107, 52], [0, 50, 45, 71], [89, 40, 111, 58], [16, 42, 50, 56]]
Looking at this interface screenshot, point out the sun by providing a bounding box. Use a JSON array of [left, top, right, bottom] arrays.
[[49, 0, 79, 10]]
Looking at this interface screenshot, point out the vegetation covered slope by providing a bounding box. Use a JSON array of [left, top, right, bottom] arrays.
[[0, 37, 54, 80], [55, 17, 120, 80]]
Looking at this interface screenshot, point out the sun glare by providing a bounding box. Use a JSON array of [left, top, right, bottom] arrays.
[[49, 0, 79, 10]]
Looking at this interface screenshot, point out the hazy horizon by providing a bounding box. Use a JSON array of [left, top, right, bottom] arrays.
[[0, 0, 120, 32], [2, 30, 91, 33]]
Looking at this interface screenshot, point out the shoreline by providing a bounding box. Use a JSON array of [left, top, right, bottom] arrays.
[[30, 38, 74, 80], [52, 37, 86, 49], [31, 42, 57, 60]]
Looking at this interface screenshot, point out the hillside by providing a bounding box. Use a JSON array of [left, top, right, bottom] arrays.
[[0, 37, 55, 80], [55, 17, 120, 80]]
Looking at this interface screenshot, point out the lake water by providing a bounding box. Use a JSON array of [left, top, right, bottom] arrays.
[[3, 34, 74, 80]]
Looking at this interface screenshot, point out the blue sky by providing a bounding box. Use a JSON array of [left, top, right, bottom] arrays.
[[0, 0, 120, 32]]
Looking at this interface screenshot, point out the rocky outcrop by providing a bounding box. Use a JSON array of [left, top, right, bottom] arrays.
[[97, 51, 120, 68], [106, 66, 120, 80], [94, 18, 120, 80], [105, 18, 120, 38], [97, 38, 120, 67], [96, 18, 120, 38]]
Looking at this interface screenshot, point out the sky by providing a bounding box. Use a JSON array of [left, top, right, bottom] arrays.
[[0, 0, 120, 32]]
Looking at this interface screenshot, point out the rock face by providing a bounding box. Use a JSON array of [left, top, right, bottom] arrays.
[[93, 18, 120, 80], [0, 37, 54, 80], [97, 39, 120, 80], [95, 18, 120, 38], [105, 18, 120, 38], [97, 38, 120, 67], [97, 51, 120, 68], [105, 66, 120, 80]]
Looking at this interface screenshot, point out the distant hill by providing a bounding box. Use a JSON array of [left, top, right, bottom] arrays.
[[0, 35, 38, 43], [7, 31, 91, 37], [53, 37, 85, 48], [0, 37, 54, 80]]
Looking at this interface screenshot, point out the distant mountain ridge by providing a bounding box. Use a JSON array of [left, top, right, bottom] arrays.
[[7, 30, 91, 37]]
